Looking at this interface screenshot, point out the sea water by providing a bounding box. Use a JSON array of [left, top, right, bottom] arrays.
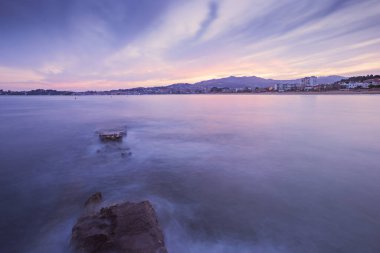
[[0, 95, 379, 253]]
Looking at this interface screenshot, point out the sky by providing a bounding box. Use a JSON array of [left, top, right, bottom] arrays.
[[0, 0, 379, 91]]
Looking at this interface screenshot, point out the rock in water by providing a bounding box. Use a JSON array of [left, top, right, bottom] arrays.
[[71, 195, 167, 253], [98, 130, 126, 142], [84, 192, 103, 207]]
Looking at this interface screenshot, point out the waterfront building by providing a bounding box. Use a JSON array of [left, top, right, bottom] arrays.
[[301, 76, 318, 87], [274, 83, 297, 92], [346, 82, 369, 89], [364, 78, 380, 86]]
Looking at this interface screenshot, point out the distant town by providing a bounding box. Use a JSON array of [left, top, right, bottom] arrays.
[[1, 75, 380, 96]]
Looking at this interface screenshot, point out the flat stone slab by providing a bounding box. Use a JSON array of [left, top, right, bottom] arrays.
[[71, 194, 167, 253]]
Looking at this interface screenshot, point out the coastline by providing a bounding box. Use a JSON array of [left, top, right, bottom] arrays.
[[257, 89, 380, 95], [1, 89, 380, 96]]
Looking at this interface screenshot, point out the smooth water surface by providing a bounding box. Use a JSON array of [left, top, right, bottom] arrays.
[[0, 95, 379, 253]]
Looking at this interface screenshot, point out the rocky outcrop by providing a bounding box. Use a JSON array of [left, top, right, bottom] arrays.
[[84, 192, 102, 207], [71, 193, 167, 253]]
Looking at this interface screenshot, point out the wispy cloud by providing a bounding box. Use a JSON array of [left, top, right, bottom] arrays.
[[193, 1, 219, 40]]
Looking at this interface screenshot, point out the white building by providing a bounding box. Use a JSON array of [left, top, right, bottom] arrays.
[[365, 78, 380, 86], [274, 84, 283, 92], [346, 82, 369, 89], [274, 83, 297, 92], [301, 76, 318, 87]]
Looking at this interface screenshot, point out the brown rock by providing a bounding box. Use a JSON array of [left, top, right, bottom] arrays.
[[84, 192, 103, 207], [71, 196, 167, 253]]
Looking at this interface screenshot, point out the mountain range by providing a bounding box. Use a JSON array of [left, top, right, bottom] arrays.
[[164, 75, 344, 90]]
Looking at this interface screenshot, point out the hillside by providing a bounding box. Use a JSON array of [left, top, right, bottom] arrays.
[[188, 75, 345, 89]]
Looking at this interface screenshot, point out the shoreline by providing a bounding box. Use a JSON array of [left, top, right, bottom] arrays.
[[1, 89, 380, 96], [256, 89, 380, 95]]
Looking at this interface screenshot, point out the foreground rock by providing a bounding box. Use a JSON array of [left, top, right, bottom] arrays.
[[71, 193, 167, 253]]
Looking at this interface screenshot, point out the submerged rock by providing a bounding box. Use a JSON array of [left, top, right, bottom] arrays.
[[71, 194, 167, 253], [98, 130, 126, 142]]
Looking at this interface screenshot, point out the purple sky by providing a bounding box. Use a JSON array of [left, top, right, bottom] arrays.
[[0, 0, 380, 91]]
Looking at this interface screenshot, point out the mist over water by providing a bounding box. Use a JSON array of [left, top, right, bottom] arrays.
[[1, 95, 380, 253]]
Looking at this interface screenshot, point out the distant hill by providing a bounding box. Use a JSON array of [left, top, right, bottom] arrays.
[[193, 76, 277, 89], [316, 75, 345, 84], [183, 75, 345, 89], [166, 83, 193, 89], [340, 75, 380, 83]]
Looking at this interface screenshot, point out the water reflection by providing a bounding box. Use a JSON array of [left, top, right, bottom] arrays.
[[0, 95, 379, 253]]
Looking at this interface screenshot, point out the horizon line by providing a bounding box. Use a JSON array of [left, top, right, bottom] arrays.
[[0, 73, 362, 92]]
